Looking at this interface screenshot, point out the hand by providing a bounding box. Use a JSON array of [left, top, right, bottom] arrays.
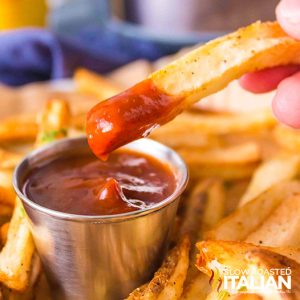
[[240, 0, 300, 128]]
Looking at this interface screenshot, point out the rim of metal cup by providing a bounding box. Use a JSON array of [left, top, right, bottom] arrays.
[[13, 137, 188, 223]]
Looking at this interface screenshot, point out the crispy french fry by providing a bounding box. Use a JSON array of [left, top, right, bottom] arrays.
[[239, 154, 300, 206], [0, 149, 23, 170], [0, 116, 37, 143], [196, 240, 300, 299], [181, 274, 211, 300], [179, 142, 261, 166], [189, 162, 259, 181], [205, 181, 300, 241], [270, 247, 300, 264], [0, 223, 9, 246], [0, 186, 16, 207], [127, 237, 190, 300], [273, 125, 300, 152], [0, 200, 35, 291], [151, 110, 276, 138], [74, 68, 121, 100], [35, 99, 70, 147], [246, 195, 300, 247]]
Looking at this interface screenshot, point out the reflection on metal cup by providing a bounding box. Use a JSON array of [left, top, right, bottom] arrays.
[[13, 137, 188, 300]]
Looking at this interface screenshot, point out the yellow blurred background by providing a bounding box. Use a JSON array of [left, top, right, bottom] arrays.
[[0, 0, 47, 29]]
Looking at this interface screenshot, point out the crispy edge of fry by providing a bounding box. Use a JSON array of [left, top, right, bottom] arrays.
[[196, 240, 300, 298], [150, 22, 300, 103], [189, 162, 259, 181], [0, 199, 35, 291], [151, 110, 276, 137], [127, 237, 190, 300], [246, 195, 300, 247], [180, 179, 225, 300], [204, 181, 300, 242], [0, 116, 37, 143], [239, 154, 300, 206], [0, 149, 23, 170], [35, 98, 70, 147], [273, 125, 300, 152], [179, 142, 261, 166], [74, 68, 121, 100]]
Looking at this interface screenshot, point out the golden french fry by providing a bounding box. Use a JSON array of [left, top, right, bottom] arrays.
[[189, 162, 258, 181], [0, 148, 23, 170], [205, 181, 300, 241], [151, 110, 276, 138], [0, 200, 35, 291], [74, 68, 121, 100], [181, 273, 211, 300], [0, 186, 16, 207], [127, 237, 190, 300], [179, 142, 261, 166], [246, 195, 300, 247], [273, 125, 300, 152], [35, 98, 70, 147], [0, 116, 37, 143], [151, 22, 300, 102], [0, 222, 9, 246], [270, 247, 300, 264], [196, 240, 300, 299], [239, 154, 300, 206]]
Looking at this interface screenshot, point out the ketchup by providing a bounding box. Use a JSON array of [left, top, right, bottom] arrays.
[[86, 79, 183, 158], [23, 149, 176, 216]]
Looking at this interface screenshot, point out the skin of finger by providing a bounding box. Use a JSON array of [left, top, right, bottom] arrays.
[[239, 65, 300, 93], [273, 71, 300, 128], [276, 0, 300, 40]]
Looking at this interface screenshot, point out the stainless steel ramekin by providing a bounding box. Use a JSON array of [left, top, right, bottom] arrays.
[[13, 137, 188, 300]]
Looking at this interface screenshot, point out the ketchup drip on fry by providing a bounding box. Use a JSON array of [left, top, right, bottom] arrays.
[[86, 79, 183, 158]]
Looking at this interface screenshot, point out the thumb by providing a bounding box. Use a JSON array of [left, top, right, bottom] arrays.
[[277, 0, 300, 39]]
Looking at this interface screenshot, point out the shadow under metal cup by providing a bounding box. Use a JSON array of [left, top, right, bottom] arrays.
[[13, 137, 188, 300]]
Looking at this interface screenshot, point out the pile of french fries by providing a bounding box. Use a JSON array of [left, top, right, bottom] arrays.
[[1, 51, 300, 299]]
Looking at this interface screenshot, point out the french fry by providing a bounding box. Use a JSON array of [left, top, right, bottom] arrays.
[[151, 110, 276, 138], [196, 240, 300, 299], [35, 98, 70, 147], [0, 116, 37, 143], [74, 68, 121, 100], [273, 125, 300, 152], [88, 21, 300, 154], [205, 181, 300, 241], [179, 142, 261, 166], [0, 199, 35, 291], [0, 149, 22, 170], [127, 237, 190, 300], [180, 179, 225, 300], [246, 195, 300, 247], [239, 154, 300, 206], [0, 186, 16, 207], [0, 223, 9, 246]]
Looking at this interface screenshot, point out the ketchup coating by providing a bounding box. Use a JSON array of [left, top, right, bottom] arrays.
[[23, 149, 176, 216], [86, 79, 183, 158]]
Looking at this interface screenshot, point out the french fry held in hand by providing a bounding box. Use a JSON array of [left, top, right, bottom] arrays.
[[87, 21, 300, 157], [127, 237, 190, 300]]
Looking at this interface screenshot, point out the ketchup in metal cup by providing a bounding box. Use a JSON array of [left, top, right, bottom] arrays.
[[22, 149, 176, 216]]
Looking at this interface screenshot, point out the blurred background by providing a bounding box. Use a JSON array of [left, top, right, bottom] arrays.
[[0, 0, 278, 86]]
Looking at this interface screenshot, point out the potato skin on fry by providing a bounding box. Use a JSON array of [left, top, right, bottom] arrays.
[[127, 237, 190, 300]]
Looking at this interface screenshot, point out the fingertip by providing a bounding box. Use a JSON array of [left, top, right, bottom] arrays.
[[276, 0, 300, 40], [272, 71, 300, 128]]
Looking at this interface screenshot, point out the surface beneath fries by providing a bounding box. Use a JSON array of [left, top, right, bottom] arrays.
[[1, 39, 300, 299]]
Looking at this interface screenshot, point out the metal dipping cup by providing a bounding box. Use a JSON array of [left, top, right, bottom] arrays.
[[13, 137, 188, 300]]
